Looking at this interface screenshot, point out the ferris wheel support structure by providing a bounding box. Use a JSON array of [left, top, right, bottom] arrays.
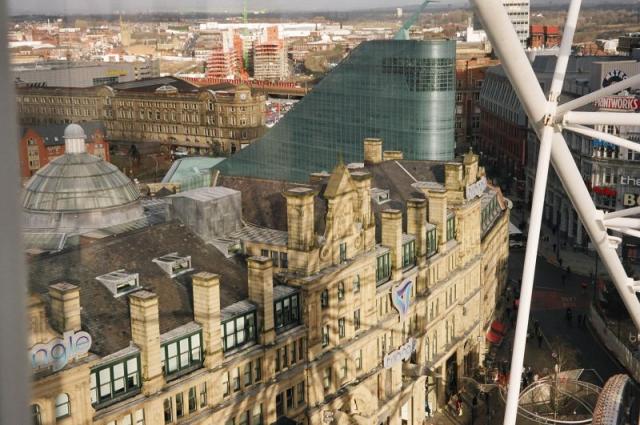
[[470, 1, 640, 424]]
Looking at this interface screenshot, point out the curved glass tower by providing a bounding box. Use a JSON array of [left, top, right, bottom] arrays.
[[216, 39, 456, 182]]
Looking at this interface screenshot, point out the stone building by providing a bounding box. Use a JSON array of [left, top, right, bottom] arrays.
[[27, 140, 509, 425], [15, 77, 266, 155]]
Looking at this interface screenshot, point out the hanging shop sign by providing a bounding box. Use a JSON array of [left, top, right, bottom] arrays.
[[383, 337, 417, 369], [465, 176, 487, 200], [30, 330, 92, 372], [391, 279, 413, 321]]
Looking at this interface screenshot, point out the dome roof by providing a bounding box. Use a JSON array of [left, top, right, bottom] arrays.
[[23, 153, 140, 212], [63, 123, 86, 140]]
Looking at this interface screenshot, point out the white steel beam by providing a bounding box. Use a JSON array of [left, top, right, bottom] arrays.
[[564, 124, 640, 153], [563, 111, 640, 127], [471, 0, 640, 424], [549, 0, 582, 101]]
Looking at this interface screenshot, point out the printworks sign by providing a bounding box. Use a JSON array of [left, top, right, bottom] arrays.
[[30, 330, 92, 372], [383, 338, 417, 369], [594, 96, 640, 112]]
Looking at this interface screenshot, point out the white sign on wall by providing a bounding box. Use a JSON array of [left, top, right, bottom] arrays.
[[30, 330, 92, 372], [466, 176, 487, 200], [383, 337, 417, 369]]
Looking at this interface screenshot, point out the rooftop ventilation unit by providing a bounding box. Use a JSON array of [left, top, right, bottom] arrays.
[[152, 252, 193, 278], [96, 269, 141, 298]]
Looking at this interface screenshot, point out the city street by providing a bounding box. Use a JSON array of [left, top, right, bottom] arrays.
[[508, 250, 624, 381]]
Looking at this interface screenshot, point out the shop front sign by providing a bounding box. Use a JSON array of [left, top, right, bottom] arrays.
[[383, 338, 417, 369]]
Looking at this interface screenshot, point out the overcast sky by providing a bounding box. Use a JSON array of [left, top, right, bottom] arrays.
[[8, 0, 469, 15]]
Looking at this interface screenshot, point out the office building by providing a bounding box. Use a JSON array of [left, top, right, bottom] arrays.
[[253, 41, 289, 81], [13, 59, 160, 88], [15, 77, 266, 155], [216, 39, 456, 182], [474, 0, 529, 48], [27, 140, 509, 424]]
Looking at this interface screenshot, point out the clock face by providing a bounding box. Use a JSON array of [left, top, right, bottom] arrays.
[[602, 69, 628, 88], [239, 93, 247, 100]]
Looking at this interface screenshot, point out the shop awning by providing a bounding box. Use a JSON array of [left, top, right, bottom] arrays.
[[491, 320, 506, 335], [486, 330, 503, 345]]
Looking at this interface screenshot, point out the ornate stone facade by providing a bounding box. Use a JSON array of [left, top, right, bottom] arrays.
[[28, 145, 509, 425], [15, 78, 266, 155]]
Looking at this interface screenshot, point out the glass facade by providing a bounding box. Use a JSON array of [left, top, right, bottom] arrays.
[[216, 40, 456, 182]]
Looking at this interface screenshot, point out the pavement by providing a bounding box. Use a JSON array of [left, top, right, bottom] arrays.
[[509, 207, 607, 279], [422, 205, 625, 425]]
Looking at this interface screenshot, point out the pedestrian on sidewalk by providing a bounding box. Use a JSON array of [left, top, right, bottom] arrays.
[[581, 281, 588, 294], [566, 307, 573, 326], [537, 329, 543, 348]]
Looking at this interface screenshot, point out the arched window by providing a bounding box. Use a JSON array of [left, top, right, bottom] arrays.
[[31, 404, 41, 425], [55, 393, 70, 420]]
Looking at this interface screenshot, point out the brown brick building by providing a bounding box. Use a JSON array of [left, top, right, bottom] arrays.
[[19, 122, 109, 179]]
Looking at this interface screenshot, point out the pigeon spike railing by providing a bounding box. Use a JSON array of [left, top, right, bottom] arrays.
[[470, 0, 640, 424]]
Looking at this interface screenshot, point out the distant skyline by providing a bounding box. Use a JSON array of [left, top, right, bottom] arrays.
[[7, 0, 633, 16], [6, 0, 459, 16]]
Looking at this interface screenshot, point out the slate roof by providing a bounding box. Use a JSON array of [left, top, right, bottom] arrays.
[[28, 221, 247, 356], [110, 76, 199, 93], [22, 121, 106, 146]]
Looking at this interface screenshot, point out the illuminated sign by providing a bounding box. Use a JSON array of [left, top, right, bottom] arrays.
[[30, 331, 92, 372], [383, 337, 416, 369], [594, 96, 640, 112], [465, 176, 487, 200], [602, 69, 628, 88], [391, 280, 412, 321]]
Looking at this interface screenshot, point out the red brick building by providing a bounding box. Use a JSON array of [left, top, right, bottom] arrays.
[[19, 122, 109, 180], [529, 25, 561, 49], [455, 56, 500, 154]]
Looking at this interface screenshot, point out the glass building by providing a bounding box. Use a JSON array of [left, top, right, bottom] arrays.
[[216, 39, 456, 182]]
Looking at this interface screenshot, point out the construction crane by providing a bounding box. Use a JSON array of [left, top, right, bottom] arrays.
[[393, 0, 437, 40]]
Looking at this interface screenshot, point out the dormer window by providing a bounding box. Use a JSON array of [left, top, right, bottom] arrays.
[[96, 270, 141, 298], [371, 188, 390, 204], [152, 253, 193, 278]]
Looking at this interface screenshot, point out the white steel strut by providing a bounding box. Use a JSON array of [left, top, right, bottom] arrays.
[[470, 0, 640, 424]]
